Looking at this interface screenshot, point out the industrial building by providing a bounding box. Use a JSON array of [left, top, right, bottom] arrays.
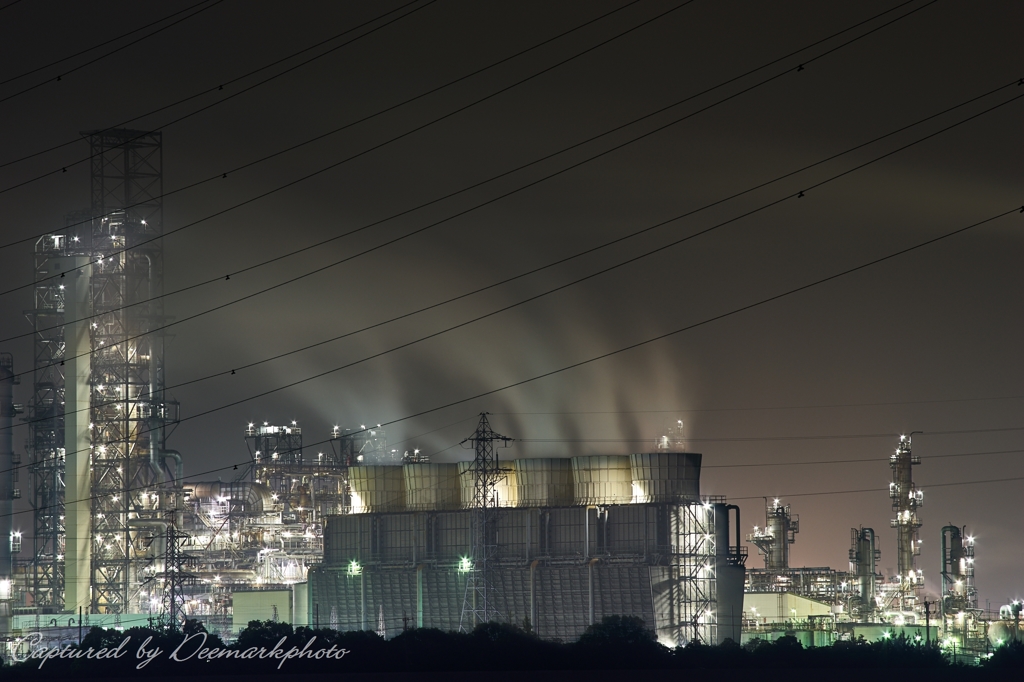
[[308, 449, 747, 646], [739, 434, 1005, 658], [0, 132, 1020, 664]]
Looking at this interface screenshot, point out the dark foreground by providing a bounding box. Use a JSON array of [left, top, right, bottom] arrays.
[[3, 616, 1021, 679]]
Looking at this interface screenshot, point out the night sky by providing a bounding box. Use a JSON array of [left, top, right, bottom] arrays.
[[0, 1, 1021, 608]]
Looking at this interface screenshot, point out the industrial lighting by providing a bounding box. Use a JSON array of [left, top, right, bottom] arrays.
[[348, 560, 362, 576], [458, 557, 472, 573]]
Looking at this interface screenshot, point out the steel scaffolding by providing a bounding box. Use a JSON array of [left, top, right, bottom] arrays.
[[459, 413, 513, 631], [889, 434, 923, 611], [29, 130, 180, 614]]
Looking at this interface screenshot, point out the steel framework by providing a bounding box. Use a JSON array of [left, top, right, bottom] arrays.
[[27, 233, 68, 609], [889, 434, 923, 611], [459, 413, 513, 630], [29, 129, 180, 614]]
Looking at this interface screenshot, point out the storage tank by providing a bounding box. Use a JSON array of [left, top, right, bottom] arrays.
[[404, 463, 461, 511], [457, 460, 519, 508], [629, 452, 701, 503], [571, 455, 631, 505], [514, 458, 574, 507], [349, 465, 405, 513]]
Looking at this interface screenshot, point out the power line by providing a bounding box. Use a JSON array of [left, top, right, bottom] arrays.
[[0, 0, 218, 88], [0, 0, 432, 183], [729, 475, 1024, 502], [0, 0, 694, 283], [518, 427, 1024, 443], [4, 440, 1022, 525], [0, 0, 932, 293], [5, 82, 1020, 457], [520, 428, 1024, 444], [0, 0, 644, 254], [7, 83, 1020, 421], [358, 208, 1021, 437], [0, 2, 976, 384], [23, 202, 1021, 480], [0, 0, 227, 105], [0, 3, 966, 489], [492, 393, 1024, 414], [703, 449, 1024, 469], [8, 61, 1015, 350], [1, 7, 1003, 476]]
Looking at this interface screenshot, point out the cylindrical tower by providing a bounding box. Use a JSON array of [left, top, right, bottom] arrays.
[[941, 525, 977, 618], [746, 498, 799, 571], [889, 434, 923, 610], [849, 527, 880, 619]]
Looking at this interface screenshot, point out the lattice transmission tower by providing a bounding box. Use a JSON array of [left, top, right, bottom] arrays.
[[459, 413, 513, 631]]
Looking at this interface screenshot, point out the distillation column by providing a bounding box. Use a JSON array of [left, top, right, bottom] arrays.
[[941, 525, 977, 617], [889, 435, 923, 611], [849, 527, 880, 619], [746, 498, 799, 572]]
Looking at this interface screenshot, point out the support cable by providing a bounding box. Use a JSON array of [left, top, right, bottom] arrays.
[[0, 0, 690, 252], [0, 0, 220, 89], [0, 0, 933, 272], [0, 0, 646, 250], [0, 0, 227, 105], [4, 83, 1020, 408], [0, 0, 433, 178], [5, 75, 1018, 349], [2, 203, 1019, 481]]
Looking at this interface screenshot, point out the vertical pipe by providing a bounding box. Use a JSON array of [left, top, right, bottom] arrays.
[[584, 507, 589, 558], [64, 257, 92, 614], [530, 560, 537, 634], [416, 564, 423, 628], [0, 354, 15, 602], [588, 561, 594, 626], [525, 509, 530, 561], [360, 570, 366, 631]]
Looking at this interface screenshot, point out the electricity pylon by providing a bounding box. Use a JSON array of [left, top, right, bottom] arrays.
[[458, 413, 513, 631]]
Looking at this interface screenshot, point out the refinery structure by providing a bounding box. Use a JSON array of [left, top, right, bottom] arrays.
[[0, 131, 1021, 662], [740, 434, 999, 657]]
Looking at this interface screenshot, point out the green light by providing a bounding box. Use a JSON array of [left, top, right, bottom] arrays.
[[458, 556, 472, 573], [347, 559, 362, 576]]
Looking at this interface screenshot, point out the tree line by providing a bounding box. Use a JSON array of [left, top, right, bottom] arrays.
[[2, 614, 1020, 677]]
